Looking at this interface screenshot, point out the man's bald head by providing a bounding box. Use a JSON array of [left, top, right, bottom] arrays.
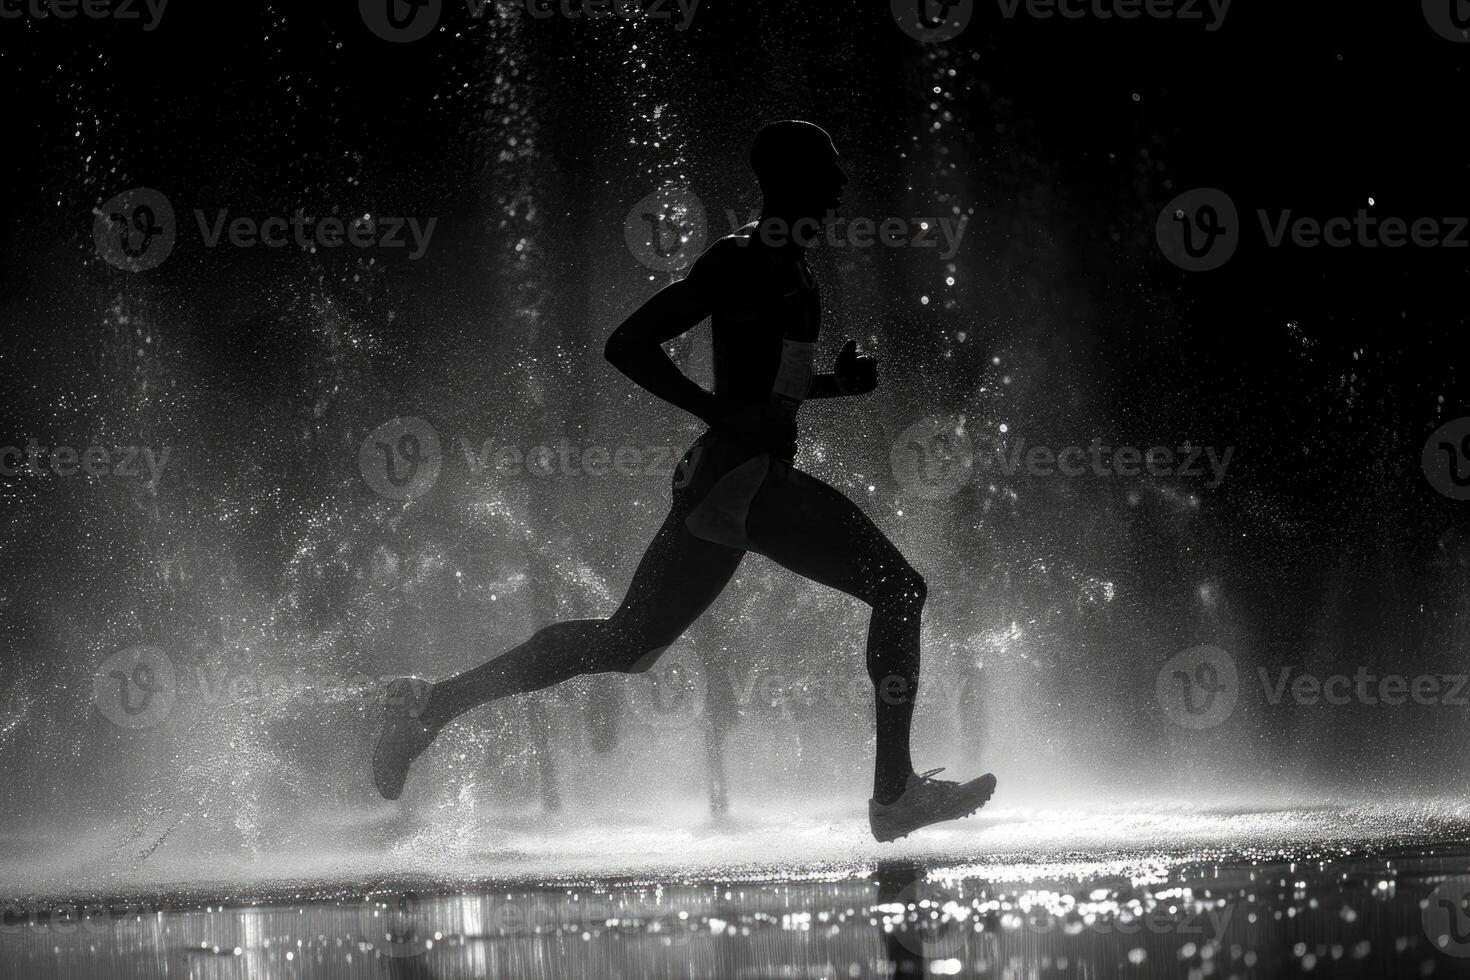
[[749, 120, 846, 219]]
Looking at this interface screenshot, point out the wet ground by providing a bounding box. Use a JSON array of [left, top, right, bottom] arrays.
[[6, 803, 1470, 978]]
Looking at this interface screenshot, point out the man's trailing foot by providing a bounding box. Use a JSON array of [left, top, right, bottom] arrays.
[[372, 677, 440, 801]]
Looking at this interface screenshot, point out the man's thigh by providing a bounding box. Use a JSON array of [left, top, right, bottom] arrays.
[[743, 463, 912, 604], [610, 506, 746, 662]]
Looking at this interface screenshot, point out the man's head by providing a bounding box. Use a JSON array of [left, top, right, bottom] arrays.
[[750, 120, 847, 222]]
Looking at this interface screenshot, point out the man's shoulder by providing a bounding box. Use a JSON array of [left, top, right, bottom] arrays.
[[689, 226, 765, 279], [710, 222, 765, 255]]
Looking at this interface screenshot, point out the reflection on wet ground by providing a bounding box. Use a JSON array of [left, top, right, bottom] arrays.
[[8, 852, 1470, 978], [7, 804, 1470, 978]]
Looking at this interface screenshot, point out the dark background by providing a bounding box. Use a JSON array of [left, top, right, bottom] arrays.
[[1, 0, 1468, 832]]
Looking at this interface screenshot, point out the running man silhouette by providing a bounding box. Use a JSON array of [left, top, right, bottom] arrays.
[[372, 120, 996, 842]]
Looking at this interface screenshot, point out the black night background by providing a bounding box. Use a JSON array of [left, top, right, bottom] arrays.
[[3, 1, 1470, 977]]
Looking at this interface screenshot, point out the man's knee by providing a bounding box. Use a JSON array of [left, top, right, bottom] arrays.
[[602, 617, 681, 674], [872, 565, 927, 611], [534, 619, 667, 675], [623, 644, 672, 674]]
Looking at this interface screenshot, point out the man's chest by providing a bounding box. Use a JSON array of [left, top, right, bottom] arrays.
[[719, 261, 821, 342]]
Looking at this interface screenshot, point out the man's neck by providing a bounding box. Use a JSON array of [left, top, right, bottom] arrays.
[[756, 211, 819, 251]]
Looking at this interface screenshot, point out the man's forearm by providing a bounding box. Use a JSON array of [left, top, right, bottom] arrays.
[[807, 373, 848, 399], [605, 337, 721, 425]]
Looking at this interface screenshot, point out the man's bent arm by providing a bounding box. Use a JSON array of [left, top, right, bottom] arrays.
[[605, 270, 720, 427], [806, 374, 847, 399]]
